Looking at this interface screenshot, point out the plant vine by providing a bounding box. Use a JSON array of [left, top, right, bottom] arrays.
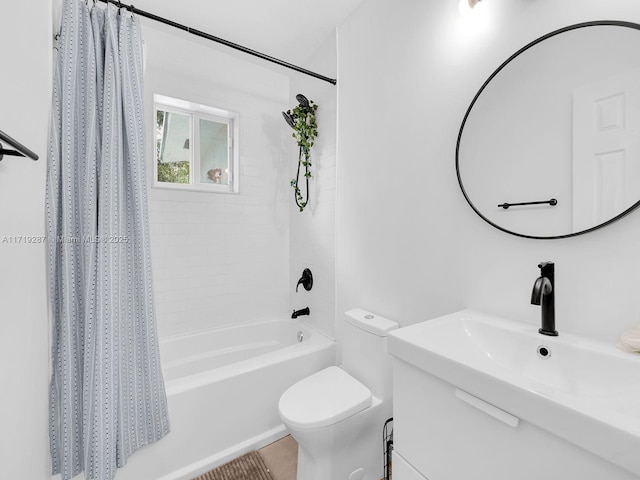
[[286, 98, 318, 212]]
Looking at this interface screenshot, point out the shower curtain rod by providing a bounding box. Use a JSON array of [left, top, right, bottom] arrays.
[[95, 0, 337, 85]]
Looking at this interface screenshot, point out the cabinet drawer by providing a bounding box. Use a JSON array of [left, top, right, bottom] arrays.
[[392, 359, 638, 480]]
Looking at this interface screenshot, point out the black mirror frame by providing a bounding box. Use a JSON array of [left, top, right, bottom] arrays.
[[455, 20, 640, 240]]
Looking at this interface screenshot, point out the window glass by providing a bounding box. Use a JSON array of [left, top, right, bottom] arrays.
[[154, 95, 238, 193], [156, 110, 191, 184], [199, 118, 230, 186]]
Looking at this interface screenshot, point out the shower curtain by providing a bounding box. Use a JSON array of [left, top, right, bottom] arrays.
[[47, 1, 170, 479]]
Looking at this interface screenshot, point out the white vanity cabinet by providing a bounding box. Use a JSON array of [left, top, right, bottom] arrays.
[[391, 358, 639, 480], [391, 450, 427, 480]]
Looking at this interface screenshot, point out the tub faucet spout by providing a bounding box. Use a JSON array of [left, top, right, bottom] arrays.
[[291, 307, 310, 319], [531, 261, 557, 336]]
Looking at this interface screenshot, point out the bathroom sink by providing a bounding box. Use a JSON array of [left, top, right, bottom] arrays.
[[388, 309, 640, 476]]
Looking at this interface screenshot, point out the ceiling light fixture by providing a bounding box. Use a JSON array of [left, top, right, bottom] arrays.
[[458, 0, 482, 15]]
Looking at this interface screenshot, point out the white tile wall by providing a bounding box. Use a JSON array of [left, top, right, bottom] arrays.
[[289, 33, 338, 339], [143, 25, 291, 338]]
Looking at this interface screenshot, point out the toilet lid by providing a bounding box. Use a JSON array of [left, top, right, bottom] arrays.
[[279, 366, 372, 429]]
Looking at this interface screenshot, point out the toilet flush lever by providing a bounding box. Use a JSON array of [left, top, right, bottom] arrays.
[[296, 268, 313, 292]]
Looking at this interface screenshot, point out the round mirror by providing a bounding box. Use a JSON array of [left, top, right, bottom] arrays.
[[456, 21, 640, 239]]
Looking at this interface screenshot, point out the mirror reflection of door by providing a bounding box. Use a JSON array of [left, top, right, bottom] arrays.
[[456, 22, 640, 239], [572, 66, 640, 231]]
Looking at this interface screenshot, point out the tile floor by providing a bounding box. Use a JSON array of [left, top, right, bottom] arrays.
[[259, 435, 298, 480], [257, 435, 386, 480]]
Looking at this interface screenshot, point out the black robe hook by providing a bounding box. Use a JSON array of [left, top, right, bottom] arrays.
[[0, 130, 39, 161]]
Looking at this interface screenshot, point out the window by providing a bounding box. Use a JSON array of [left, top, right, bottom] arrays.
[[154, 95, 239, 193]]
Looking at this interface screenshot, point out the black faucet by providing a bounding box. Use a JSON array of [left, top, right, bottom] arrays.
[[291, 307, 310, 319], [296, 268, 313, 292], [531, 261, 558, 336]]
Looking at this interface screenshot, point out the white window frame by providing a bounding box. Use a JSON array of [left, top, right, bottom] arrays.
[[153, 94, 240, 194]]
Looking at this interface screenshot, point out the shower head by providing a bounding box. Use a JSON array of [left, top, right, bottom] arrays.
[[282, 111, 296, 129], [283, 94, 312, 128], [296, 94, 310, 108]]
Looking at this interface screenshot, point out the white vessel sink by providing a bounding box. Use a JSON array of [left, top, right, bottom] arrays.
[[388, 309, 640, 476]]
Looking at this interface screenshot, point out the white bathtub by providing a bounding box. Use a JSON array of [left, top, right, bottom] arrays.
[[117, 319, 335, 480]]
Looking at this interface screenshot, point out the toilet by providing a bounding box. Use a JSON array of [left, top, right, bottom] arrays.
[[278, 308, 398, 480]]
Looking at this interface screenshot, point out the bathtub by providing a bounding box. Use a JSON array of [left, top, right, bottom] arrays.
[[117, 319, 335, 480]]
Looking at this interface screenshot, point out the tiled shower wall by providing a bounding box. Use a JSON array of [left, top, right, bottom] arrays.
[[143, 25, 292, 337], [289, 33, 338, 339]]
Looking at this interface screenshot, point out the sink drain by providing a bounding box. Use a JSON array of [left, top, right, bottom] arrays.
[[537, 345, 551, 359]]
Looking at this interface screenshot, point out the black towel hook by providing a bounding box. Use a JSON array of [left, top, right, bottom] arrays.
[[0, 130, 39, 161]]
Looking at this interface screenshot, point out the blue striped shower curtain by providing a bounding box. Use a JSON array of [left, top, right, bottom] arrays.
[[47, 1, 170, 479]]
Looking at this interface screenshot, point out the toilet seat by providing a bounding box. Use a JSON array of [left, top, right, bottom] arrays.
[[279, 366, 372, 429]]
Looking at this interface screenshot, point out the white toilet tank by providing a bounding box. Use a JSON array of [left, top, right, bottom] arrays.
[[342, 308, 398, 403]]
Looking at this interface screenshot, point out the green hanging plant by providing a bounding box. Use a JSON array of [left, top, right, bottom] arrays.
[[284, 95, 318, 212]]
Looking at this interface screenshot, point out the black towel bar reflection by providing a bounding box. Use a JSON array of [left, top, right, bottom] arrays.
[[0, 129, 39, 161], [498, 198, 557, 209]]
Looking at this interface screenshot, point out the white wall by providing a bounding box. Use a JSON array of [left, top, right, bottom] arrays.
[[337, 0, 640, 344], [288, 33, 338, 338], [0, 0, 51, 478], [143, 25, 292, 337]]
